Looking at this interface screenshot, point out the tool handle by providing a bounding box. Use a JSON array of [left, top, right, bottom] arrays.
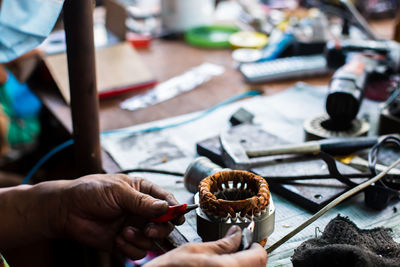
[[150, 204, 188, 223], [246, 141, 320, 157], [259, 33, 294, 62], [319, 136, 378, 155], [246, 136, 378, 158]]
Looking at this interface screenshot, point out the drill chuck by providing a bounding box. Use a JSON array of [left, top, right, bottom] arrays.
[[326, 79, 362, 128], [326, 54, 368, 128]]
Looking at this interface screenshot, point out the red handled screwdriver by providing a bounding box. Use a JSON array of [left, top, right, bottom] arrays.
[[150, 204, 198, 223]]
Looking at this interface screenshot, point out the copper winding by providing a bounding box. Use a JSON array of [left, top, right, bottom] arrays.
[[199, 170, 270, 218]]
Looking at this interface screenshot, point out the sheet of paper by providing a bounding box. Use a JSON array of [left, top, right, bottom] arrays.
[[120, 63, 225, 111], [43, 42, 155, 104], [101, 83, 399, 266]]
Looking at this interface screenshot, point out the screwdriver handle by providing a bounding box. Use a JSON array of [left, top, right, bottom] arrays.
[[246, 136, 379, 157], [319, 136, 378, 155]]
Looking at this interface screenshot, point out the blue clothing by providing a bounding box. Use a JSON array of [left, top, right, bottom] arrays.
[[0, 0, 64, 62]]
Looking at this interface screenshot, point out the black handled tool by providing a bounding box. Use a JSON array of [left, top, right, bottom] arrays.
[[245, 136, 380, 158], [220, 127, 386, 170]]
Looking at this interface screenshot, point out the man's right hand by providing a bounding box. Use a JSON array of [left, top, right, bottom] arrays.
[[144, 225, 268, 267]]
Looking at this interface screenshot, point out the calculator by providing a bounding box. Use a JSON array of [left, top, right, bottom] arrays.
[[239, 54, 331, 83]]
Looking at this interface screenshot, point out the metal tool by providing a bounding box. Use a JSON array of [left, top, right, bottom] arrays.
[[238, 220, 255, 251], [315, 0, 378, 40], [184, 157, 229, 193], [340, 0, 378, 40], [196, 124, 373, 212], [379, 87, 400, 135], [338, 154, 400, 176], [150, 204, 198, 223], [327, 54, 377, 128], [304, 38, 400, 139], [220, 129, 382, 170], [325, 38, 400, 123], [303, 114, 370, 140]]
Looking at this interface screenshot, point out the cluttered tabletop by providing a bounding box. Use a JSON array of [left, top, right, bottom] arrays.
[[25, 0, 400, 266]]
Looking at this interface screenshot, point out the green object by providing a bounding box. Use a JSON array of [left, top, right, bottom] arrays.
[[185, 25, 239, 49], [0, 72, 41, 146]]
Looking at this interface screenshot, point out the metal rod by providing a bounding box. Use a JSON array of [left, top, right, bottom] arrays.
[[64, 0, 102, 175], [266, 157, 400, 254], [340, 0, 378, 40]]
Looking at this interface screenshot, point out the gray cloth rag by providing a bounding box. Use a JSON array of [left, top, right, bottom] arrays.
[[291, 215, 400, 267]]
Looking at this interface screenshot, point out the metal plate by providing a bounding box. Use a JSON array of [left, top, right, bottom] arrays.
[[303, 114, 370, 141], [196, 124, 362, 212]]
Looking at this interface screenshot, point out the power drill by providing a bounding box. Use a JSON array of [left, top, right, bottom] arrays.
[[325, 39, 400, 210], [324, 39, 400, 130]]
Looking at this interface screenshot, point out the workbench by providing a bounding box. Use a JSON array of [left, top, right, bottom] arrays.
[[27, 16, 397, 265]]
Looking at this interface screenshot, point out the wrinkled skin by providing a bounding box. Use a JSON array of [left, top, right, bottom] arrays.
[[56, 174, 184, 259], [0, 174, 268, 265], [144, 225, 268, 267]]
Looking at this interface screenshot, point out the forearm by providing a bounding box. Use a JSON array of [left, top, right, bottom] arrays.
[[0, 180, 68, 250]]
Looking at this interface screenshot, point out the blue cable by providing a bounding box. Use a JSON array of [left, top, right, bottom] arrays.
[[102, 90, 261, 136], [22, 90, 261, 184], [22, 139, 75, 184]]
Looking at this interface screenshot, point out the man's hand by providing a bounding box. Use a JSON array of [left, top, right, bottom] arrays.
[[144, 226, 268, 267], [55, 174, 184, 259]]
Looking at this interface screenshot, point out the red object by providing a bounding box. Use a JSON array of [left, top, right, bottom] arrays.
[[98, 79, 157, 99], [127, 32, 152, 49], [150, 204, 198, 223]]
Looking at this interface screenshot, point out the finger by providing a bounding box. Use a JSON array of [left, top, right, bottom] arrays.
[[120, 186, 169, 218], [122, 227, 155, 251], [116, 236, 147, 260], [144, 222, 174, 239], [134, 178, 180, 206], [124, 215, 148, 229], [171, 215, 185, 226], [192, 225, 242, 255], [131, 178, 185, 225], [230, 243, 268, 267]]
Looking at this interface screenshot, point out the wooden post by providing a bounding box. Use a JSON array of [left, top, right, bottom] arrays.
[[63, 0, 102, 176], [63, 1, 109, 266]]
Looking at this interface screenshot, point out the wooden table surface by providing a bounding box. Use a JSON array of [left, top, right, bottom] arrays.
[[31, 18, 395, 173]]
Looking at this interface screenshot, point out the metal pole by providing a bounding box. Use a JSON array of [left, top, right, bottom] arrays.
[[63, 0, 102, 176]]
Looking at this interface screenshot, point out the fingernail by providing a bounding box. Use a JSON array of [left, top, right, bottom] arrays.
[[177, 216, 185, 225], [145, 223, 156, 236], [146, 226, 157, 237], [124, 227, 135, 239], [153, 200, 168, 210], [225, 225, 241, 237]]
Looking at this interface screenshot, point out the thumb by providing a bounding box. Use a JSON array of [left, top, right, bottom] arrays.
[[120, 187, 169, 218], [202, 225, 242, 255]]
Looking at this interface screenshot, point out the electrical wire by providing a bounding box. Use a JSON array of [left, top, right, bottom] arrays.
[[101, 90, 261, 136], [22, 139, 74, 184], [368, 135, 400, 176], [22, 90, 261, 184]]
